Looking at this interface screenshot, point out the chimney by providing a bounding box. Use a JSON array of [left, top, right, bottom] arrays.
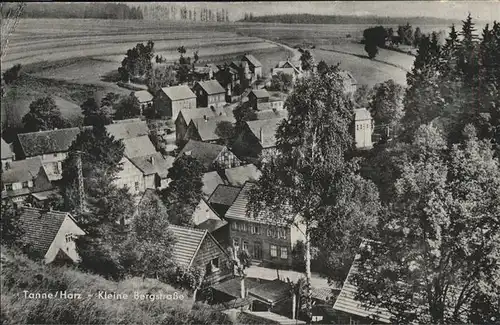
[[149, 155, 155, 165]]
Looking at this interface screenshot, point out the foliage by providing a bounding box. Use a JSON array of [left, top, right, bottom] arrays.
[[146, 64, 177, 94], [11, 2, 143, 19], [161, 155, 204, 226], [165, 265, 206, 292], [0, 199, 23, 247], [233, 101, 257, 128], [114, 93, 141, 120], [214, 120, 236, 146], [80, 97, 112, 127], [363, 26, 387, 58], [2, 64, 22, 85], [353, 124, 500, 323], [353, 84, 372, 108], [119, 41, 155, 81], [397, 23, 414, 46], [316, 60, 329, 75], [413, 27, 423, 47], [269, 71, 294, 92], [22, 96, 69, 132], [299, 50, 314, 71], [121, 194, 176, 279], [368, 79, 404, 141]]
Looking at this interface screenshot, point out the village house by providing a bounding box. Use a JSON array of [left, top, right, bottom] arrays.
[[169, 225, 232, 286], [191, 66, 213, 82], [128, 153, 174, 190], [177, 140, 241, 172], [202, 171, 225, 199], [1, 157, 53, 203], [1, 138, 14, 170], [255, 108, 288, 120], [185, 115, 236, 144], [154, 85, 197, 120], [248, 89, 270, 110], [175, 106, 234, 146], [215, 64, 242, 98], [28, 188, 60, 209], [224, 164, 262, 187], [18, 207, 85, 264], [132, 90, 154, 115], [232, 118, 284, 159], [272, 60, 303, 82], [242, 54, 263, 81], [208, 184, 241, 217], [354, 108, 374, 150], [105, 119, 149, 140], [225, 182, 306, 268], [15, 127, 91, 181], [255, 100, 285, 112], [192, 79, 227, 108], [192, 198, 228, 246]]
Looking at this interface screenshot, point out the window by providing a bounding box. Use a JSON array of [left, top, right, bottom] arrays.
[[242, 241, 249, 252], [267, 228, 272, 237], [54, 163, 60, 175], [134, 181, 140, 192], [270, 245, 277, 258], [349, 318, 360, 325], [241, 222, 247, 232], [5, 184, 13, 191], [251, 224, 260, 235], [281, 247, 288, 259], [231, 222, 237, 230], [53, 153, 58, 157], [211, 257, 219, 271], [65, 233, 74, 243], [22, 181, 29, 188]]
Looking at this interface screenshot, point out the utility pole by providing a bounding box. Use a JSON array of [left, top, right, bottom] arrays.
[[75, 151, 85, 213]]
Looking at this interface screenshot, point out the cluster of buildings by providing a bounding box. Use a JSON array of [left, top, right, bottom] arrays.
[[1, 52, 380, 324]]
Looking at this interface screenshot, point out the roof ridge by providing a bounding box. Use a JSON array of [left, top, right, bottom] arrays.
[[169, 224, 206, 233], [21, 207, 69, 216], [18, 126, 82, 137]]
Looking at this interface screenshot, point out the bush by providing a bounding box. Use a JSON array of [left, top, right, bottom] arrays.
[[3, 64, 22, 85]]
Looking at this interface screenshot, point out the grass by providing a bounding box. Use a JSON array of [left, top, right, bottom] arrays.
[[1, 246, 233, 325]]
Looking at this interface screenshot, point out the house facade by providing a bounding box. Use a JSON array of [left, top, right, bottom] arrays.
[[1, 157, 53, 203], [154, 85, 196, 120], [272, 60, 303, 82], [133, 90, 154, 115], [354, 108, 374, 150], [232, 118, 283, 159], [192, 80, 226, 108], [248, 89, 270, 110], [169, 225, 232, 286], [15, 127, 90, 181], [1, 138, 14, 170], [19, 208, 85, 264], [114, 156, 146, 196], [175, 106, 234, 145], [242, 54, 263, 80], [177, 140, 241, 172], [225, 182, 306, 268]]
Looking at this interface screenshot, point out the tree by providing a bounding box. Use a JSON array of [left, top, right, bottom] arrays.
[[354, 124, 500, 323], [146, 65, 176, 94], [121, 193, 176, 279], [162, 155, 204, 226], [316, 60, 329, 75], [81, 97, 112, 126], [214, 120, 236, 146], [227, 246, 252, 299], [299, 50, 314, 71], [120, 41, 155, 80], [233, 101, 257, 127], [165, 265, 206, 305], [2, 64, 22, 85], [364, 43, 379, 59], [363, 26, 388, 58], [368, 79, 405, 140], [353, 84, 372, 108], [397, 23, 414, 46], [248, 67, 380, 322], [0, 199, 23, 247], [22, 96, 69, 132], [269, 71, 294, 92], [413, 27, 423, 48], [113, 93, 141, 120]]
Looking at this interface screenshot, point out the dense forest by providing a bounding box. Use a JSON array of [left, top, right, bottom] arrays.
[[0, 3, 143, 19], [239, 13, 459, 25]]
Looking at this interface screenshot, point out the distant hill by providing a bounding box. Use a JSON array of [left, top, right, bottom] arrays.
[[239, 13, 459, 26], [1, 3, 143, 19]]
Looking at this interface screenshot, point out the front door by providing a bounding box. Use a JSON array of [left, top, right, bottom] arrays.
[[253, 242, 262, 260]]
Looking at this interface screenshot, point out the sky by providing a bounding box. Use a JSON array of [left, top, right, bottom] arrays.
[[135, 1, 500, 22]]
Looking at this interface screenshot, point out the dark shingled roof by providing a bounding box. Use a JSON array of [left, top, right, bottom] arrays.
[[195, 80, 225, 95], [17, 127, 91, 157], [212, 277, 265, 299], [196, 218, 228, 233], [248, 279, 291, 304], [189, 116, 235, 142], [105, 120, 149, 140], [208, 184, 241, 207], [249, 89, 270, 99], [129, 153, 174, 178], [169, 225, 207, 267], [18, 208, 75, 256], [2, 157, 45, 183], [177, 140, 226, 170], [177, 106, 234, 126]]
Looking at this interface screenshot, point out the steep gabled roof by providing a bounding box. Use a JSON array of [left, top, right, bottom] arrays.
[[189, 116, 235, 142], [177, 140, 226, 170], [192, 198, 227, 232], [354, 108, 372, 121], [202, 171, 225, 198], [243, 54, 262, 67], [128, 152, 174, 178], [249, 89, 270, 99], [245, 118, 284, 149], [17, 127, 91, 156], [208, 184, 242, 207], [122, 135, 157, 158], [1, 138, 14, 160], [195, 80, 225, 95], [133, 90, 153, 103], [18, 208, 80, 257], [2, 157, 46, 183], [177, 106, 234, 125], [160, 85, 196, 101], [105, 120, 149, 140], [224, 164, 262, 187], [169, 225, 208, 267]]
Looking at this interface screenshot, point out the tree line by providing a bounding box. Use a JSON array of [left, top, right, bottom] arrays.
[[142, 5, 230, 22], [2, 3, 144, 19], [239, 13, 458, 26]]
